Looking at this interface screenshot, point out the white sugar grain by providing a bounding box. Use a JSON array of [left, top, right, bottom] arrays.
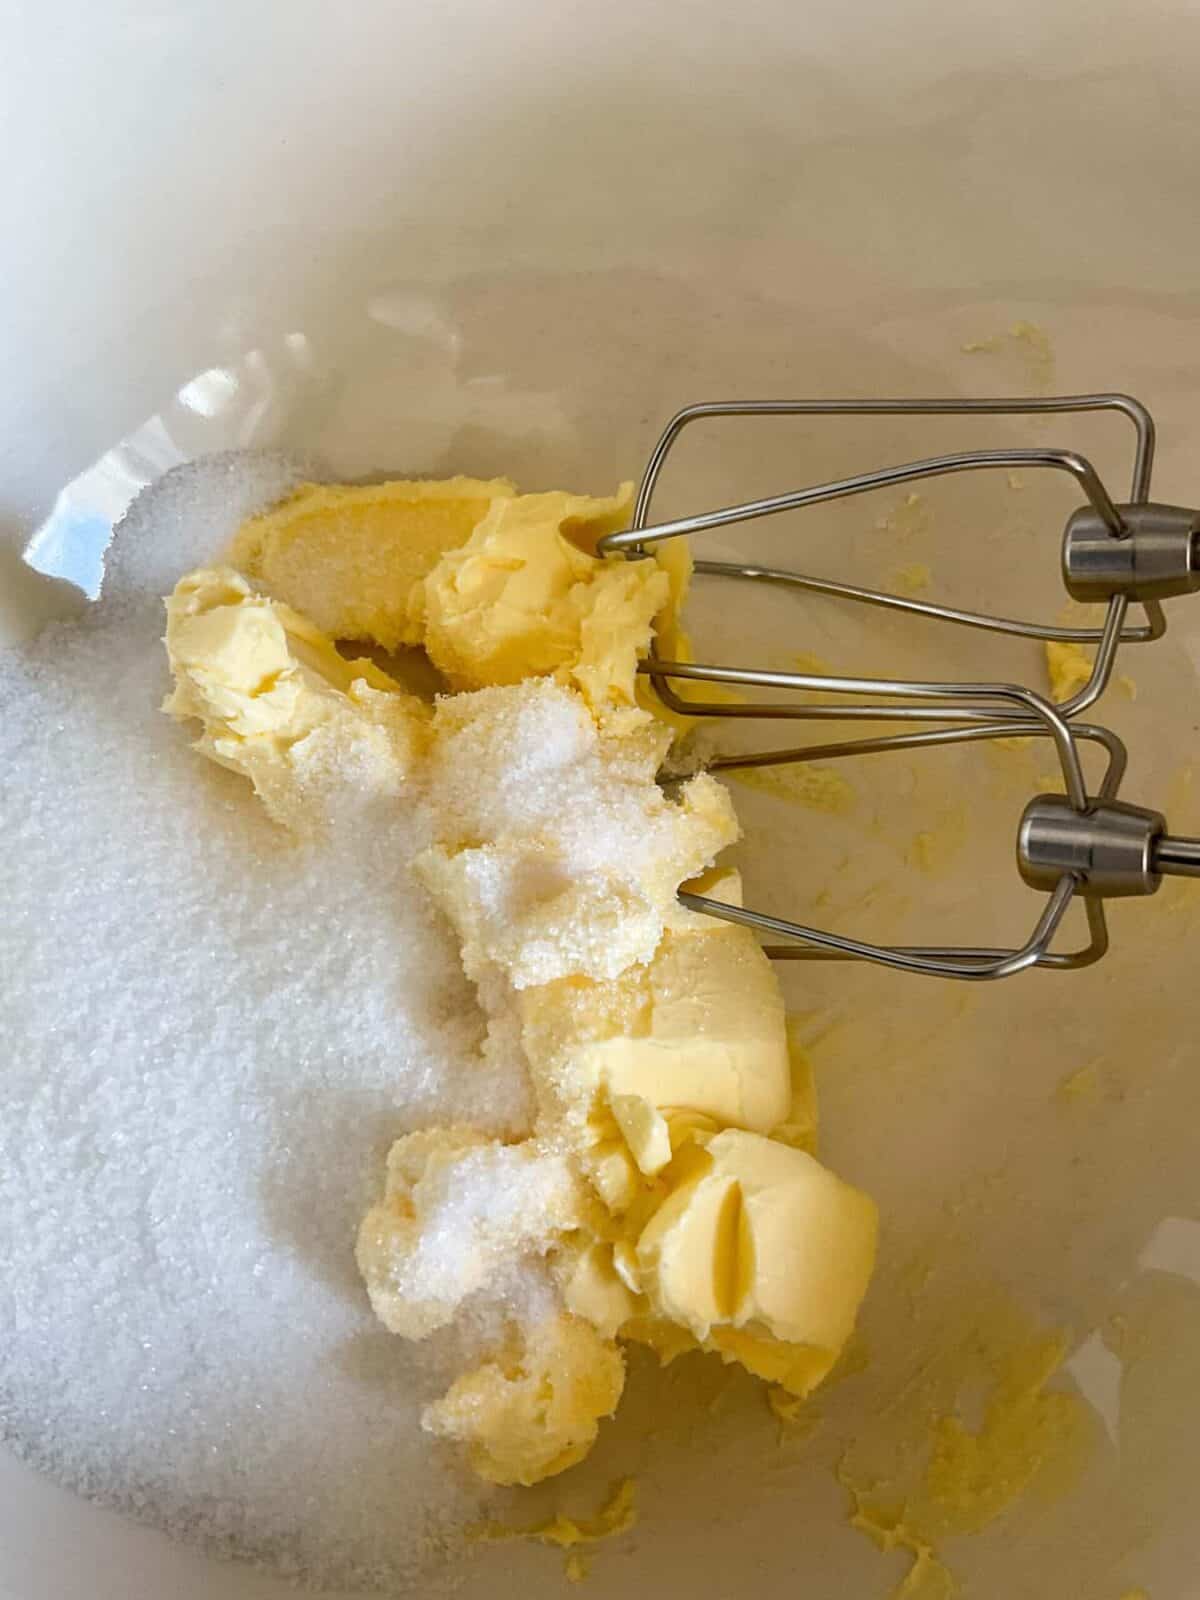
[[0, 459, 537, 1589]]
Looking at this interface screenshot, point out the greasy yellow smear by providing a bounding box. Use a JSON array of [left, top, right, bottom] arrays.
[[962, 320, 1055, 389], [920, 1331, 1083, 1534], [789, 648, 835, 676], [474, 1477, 637, 1585], [636, 619, 748, 730], [725, 762, 855, 815], [1045, 639, 1093, 704], [905, 805, 967, 876], [839, 1283, 1095, 1597], [841, 1478, 954, 1600], [767, 1383, 821, 1435], [989, 734, 1032, 753], [890, 563, 931, 595], [1055, 1061, 1102, 1105], [876, 492, 930, 540]]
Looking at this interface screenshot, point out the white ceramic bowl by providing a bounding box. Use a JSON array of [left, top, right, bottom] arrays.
[[4, 3, 1200, 1596]]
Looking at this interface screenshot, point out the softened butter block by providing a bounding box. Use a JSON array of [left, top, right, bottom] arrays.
[[421, 485, 671, 714], [561, 1242, 644, 1338], [519, 914, 792, 1146], [634, 1130, 877, 1392], [422, 1313, 624, 1486], [356, 1129, 581, 1340], [228, 476, 515, 649], [163, 566, 429, 830]]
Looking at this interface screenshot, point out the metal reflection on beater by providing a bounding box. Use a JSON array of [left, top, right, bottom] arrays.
[[598, 395, 1200, 979]]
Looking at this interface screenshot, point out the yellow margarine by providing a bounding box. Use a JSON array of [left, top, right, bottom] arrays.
[[163, 566, 428, 831], [422, 1314, 625, 1487], [228, 476, 515, 649], [421, 484, 670, 716], [634, 1131, 877, 1390], [519, 912, 793, 1143], [356, 1128, 583, 1340], [560, 1242, 643, 1338], [163, 470, 879, 1493]]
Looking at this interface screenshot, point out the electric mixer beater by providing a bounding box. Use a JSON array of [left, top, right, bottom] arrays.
[[600, 394, 1200, 979]]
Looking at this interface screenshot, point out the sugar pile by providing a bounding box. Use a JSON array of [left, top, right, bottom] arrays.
[[0, 457, 533, 1589]]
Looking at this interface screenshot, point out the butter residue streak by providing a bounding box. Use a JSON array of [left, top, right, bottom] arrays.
[[1045, 639, 1093, 705], [962, 320, 1055, 389], [1044, 640, 1139, 709], [838, 1277, 1095, 1598], [726, 762, 856, 815], [164, 473, 878, 1494], [891, 563, 931, 596], [473, 1476, 637, 1585], [876, 492, 930, 541]]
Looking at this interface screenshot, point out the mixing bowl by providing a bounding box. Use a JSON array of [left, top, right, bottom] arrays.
[[4, 3, 1200, 1596]]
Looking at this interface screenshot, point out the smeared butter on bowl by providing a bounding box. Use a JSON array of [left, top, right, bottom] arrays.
[[229, 475, 515, 649], [163, 471, 878, 1495]]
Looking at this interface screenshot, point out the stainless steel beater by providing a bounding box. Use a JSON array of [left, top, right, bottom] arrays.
[[598, 395, 1200, 979]]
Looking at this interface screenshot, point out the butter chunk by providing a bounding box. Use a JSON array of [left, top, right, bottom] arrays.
[[561, 1242, 644, 1338], [421, 485, 670, 714], [609, 1094, 672, 1177], [417, 680, 739, 986], [582, 1137, 644, 1215], [163, 566, 428, 830], [520, 917, 792, 1141], [228, 476, 515, 649], [771, 1021, 819, 1153], [634, 1130, 877, 1391], [422, 1314, 624, 1486], [416, 840, 669, 990], [356, 1129, 581, 1340]]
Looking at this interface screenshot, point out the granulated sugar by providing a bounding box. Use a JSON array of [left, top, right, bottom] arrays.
[[0, 459, 535, 1589]]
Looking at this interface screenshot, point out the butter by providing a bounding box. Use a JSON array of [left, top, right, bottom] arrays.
[[583, 1138, 644, 1215], [609, 1094, 672, 1177], [422, 1314, 625, 1486], [421, 485, 669, 717], [1045, 639, 1093, 703], [773, 1019, 819, 1153], [416, 679, 739, 987], [520, 914, 792, 1141], [163, 566, 428, 830], [726, 761, 855, 815], [356, 1129, 581, 1340], [228, 476, 514, 649], [561, 1242, 643, 1338], [165, 469, 880, 1494], [635, 1130, 878, 1392], [473, 1476, 638, 1586]]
